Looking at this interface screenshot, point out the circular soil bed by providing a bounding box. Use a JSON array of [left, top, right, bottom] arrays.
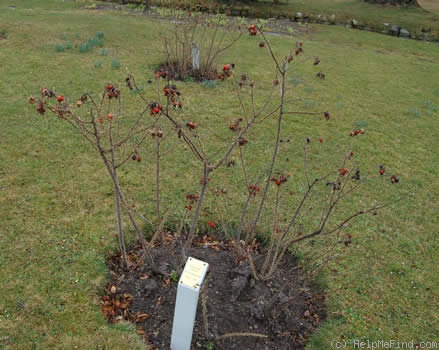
[[103, 236, 326, 349]]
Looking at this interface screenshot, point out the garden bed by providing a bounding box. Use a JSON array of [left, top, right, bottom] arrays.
[[104, 236, 326, 349]]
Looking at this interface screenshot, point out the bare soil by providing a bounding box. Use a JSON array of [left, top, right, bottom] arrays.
[[104, 236, 326, 350]]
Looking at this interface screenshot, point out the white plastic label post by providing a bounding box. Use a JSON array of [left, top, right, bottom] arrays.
[[170, 257, 209, 350], [191, 43, 200, 70]]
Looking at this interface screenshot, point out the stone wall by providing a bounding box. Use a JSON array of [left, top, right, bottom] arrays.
[[363, 0, 419, 7]]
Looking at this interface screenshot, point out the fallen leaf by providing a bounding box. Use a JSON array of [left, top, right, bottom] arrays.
[[135, 313, 149, 323]]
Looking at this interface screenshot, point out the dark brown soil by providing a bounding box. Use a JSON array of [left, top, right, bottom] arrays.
[[104, 236, 326, 350]]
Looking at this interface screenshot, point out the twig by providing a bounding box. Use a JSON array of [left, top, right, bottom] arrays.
[[215, 332, 268, 341]]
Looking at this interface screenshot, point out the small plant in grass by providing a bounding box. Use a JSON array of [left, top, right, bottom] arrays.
[[202, 79, 216, 88], [54, 43, 65, 52], [79, 42, 91, 53], [408, 106, 421, 118], [76, 32, 105, 53], [87, 36, 103, 49], [28, 26, 400, 281], [96, 31, 104, 40], [111, 59, 121, 69], [0, 29, 8, 39], [422, 99, 438, 115]]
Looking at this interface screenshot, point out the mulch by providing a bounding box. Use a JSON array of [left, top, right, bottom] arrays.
[[103, 236, 326, 349]]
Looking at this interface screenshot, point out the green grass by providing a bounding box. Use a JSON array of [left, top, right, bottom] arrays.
[[1, 1, 438, 349], [183, 0, 439, 41]]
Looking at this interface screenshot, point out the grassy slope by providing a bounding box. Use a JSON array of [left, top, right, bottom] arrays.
[[301, 25, 439, 348], [0, 1, 157, 349], [0, 1, 438, 349], [235, 0, 439, 40]]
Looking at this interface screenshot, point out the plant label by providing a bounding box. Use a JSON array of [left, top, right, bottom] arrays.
[[192, 43, 200, 70], [170, 257, 209, 350]]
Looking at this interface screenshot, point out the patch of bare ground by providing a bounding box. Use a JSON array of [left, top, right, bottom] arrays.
[[103, 236, 326, 349]]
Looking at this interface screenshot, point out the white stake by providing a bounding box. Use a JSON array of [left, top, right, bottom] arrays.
[[171, 257, 209, 350], [192, 43, 200, 70]]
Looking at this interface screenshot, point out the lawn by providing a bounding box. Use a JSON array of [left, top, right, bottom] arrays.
[[222, 0, 439, 41], [0, 0, 438, 349]]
